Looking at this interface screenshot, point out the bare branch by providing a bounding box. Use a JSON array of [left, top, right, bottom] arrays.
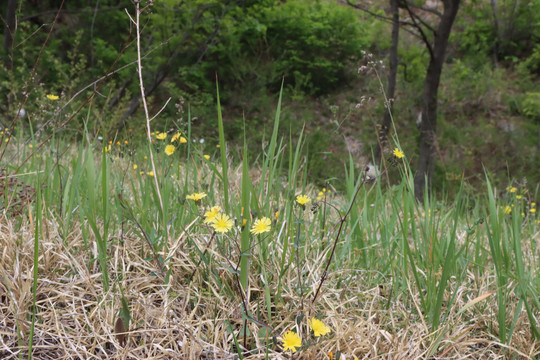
[[133, 2, 168, 255], [403, 0, 442, 17], [401, 1, 434, 59], [19, 4, 129, 23], [343, 0, 425, 40]]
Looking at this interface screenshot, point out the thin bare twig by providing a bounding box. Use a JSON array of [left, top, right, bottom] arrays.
[[129, 1, 169, 269]]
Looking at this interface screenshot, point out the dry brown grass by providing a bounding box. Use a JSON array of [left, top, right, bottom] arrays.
[[1, 209, 539, 359]]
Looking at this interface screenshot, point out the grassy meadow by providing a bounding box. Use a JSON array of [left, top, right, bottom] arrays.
[[0, 93, 539, 360]]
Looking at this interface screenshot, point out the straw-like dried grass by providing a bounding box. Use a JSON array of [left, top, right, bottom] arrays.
[[1, 207, 539, 359]]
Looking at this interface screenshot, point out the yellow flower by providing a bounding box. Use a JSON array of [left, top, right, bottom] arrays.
[[105, 145, 111, 153], [308, 318, 331, 337], [171, 133, 181, 142], [504, 206, 511, 214], [147, 171, 154, 177], [179, 136, 187, 144], [186, 192, 207, 202], [531, 208, 537, 213], [509, 187, 517, 193], [204, 206, 221, 224], [165, 144, 175, 156], [275, 210, 280, 221], [250, 217, 271, 235], [296, 194, 311, 205], [46, 94, 59, 100], [156, 132, 167, 140], [532, 202, 536, 207], [204, 154, 210, 160], [211, 213, 234, 233], [516, 195, 522, 200], [133, 164, 138, 170], [282, 330, 301, 353], [393, 147, 405, 159]]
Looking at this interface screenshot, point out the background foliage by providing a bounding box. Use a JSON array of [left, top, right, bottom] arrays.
[[1, 0, 539, 192]]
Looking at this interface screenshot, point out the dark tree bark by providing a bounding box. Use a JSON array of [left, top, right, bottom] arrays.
[[3, 0, 18, 67], [374, 0, 400, 166], [414, 0, 461, 201]]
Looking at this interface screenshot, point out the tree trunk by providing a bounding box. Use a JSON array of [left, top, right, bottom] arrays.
[[3, 0, 17, 68], [374, 0, 400, 166], [414, 0, 461, 201]]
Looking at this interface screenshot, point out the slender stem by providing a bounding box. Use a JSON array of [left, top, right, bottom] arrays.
[[132, 1, 169, 261]]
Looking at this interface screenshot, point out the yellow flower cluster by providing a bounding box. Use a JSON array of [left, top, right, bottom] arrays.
[[203, 205, 233, 233], [250, 217, 271, 235], [393, 147, 405, 159], [281, 318, 331, 353], [186, 192, 207, 202], [316, 187, 330, 201], [296, 194, 311, 206]]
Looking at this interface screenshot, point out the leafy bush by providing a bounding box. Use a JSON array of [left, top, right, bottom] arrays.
[[455, 0, 540, 62], [521, 92, 540, 122], [263, 0, 367, 95]]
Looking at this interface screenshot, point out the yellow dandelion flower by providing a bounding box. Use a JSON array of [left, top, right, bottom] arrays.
[[296, 194, 311, 205], [179, 136, 187, 144], [133, 164, 138, 170], [147, 171, 154, 177], [275, 210, 280, 221], [211, 213, 234, 233], [204, 206, 221, 224], [186, 192, 207, 202], [516, 195, 522, 200], [105, 145, 111, 153], [509, 187, 517, 193], [156, 132, 167, 140], [250, 217, 271, 235], [308, 318, 331, 337], [504, 206, 511, 214], [204, 154, 210, 160], [393, 147, 405, 159], [531, 208, 537, 213], [165, 144, 175, 156], [46, 94, 59, 100], [29, 144, 33, 149], [282, 331, 301, 353], [171, 133, 181, 142]]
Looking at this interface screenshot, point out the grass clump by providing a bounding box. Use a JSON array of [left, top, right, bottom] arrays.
[[0, 91, 539, 359]]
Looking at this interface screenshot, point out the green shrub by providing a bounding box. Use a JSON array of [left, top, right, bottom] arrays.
[[521, 92, 540, 122], [263, 0, 367, 95]]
